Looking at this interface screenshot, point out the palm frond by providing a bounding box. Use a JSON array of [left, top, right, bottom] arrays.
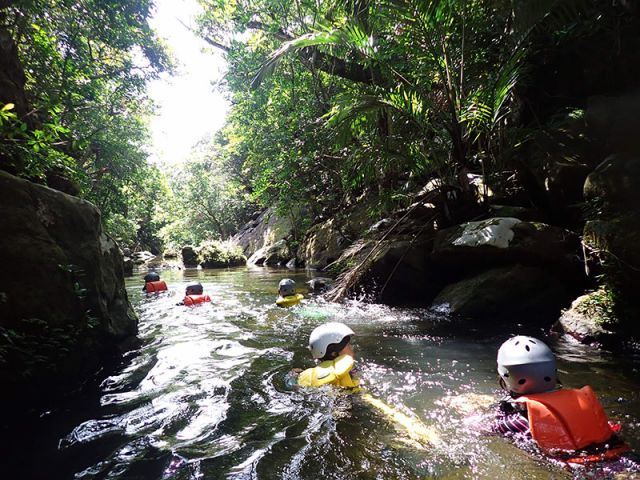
[[324, 86, 429, 131], [251, 22, 375, 88]]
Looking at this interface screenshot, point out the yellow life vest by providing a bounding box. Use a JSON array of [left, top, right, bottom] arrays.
[[295, 355, 441, 447], [297, 354, 359, 388], [276, 293, 304, 307]]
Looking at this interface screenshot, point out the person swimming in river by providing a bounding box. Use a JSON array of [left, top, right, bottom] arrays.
[[275, 278, 304, 308], [287, 322, 359, 388], [494, 335, 629, 464], [142, 271, 167, 293], [287, 322, 443, 446], [178, 282, 211, 306]]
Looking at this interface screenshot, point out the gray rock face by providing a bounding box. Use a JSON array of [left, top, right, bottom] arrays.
[[232, 208, 293, 258], [0, 170, 137, 393], [299, 219, 347, 269]]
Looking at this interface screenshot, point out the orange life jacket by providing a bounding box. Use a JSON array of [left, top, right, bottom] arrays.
[[517, 386, 614, 452], [183, 294, 211, 306], [145, 280, 168, 293]]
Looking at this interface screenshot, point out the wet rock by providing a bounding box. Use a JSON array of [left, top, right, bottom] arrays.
[[247, 247, 267, 265], [431, 264, 571, 320], [122, 247, 131, 257], [123, 257, 134, 276], [286, 258, 297, 269], [367, 218, 393, 234], [583, 213, 640, 297], [552, 291, 615, 345], [306, 277, 334, 293], [132, 250, 155, 265], [181, 246, 199, 268], [585, 95, 640, 158], [327, 234, 441, 306], [0, 170, 137, 397], [488, 205, 544, 222], [583, 154, 640, 299], [545, 161, 591, 205]]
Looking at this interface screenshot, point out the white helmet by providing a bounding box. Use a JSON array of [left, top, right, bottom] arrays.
[[279, 278, 296, 296], [497, 336, 557, 395], [308, 322, 355, 359]]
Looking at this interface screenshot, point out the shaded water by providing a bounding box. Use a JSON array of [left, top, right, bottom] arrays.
[[3, 267, 640, 479]]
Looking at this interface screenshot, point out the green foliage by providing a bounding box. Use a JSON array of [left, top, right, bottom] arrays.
[[194, 0, 539, 228], [572, 287, 616, 327], [0, 319, 81, 380], [198, 240, 246, 268], [104, 213, 138, 247], [1, 0, 172, 251], [158, 133, 255, 248]]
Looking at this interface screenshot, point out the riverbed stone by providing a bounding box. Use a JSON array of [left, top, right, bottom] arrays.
[[431, 264, 570, 319], [0, 170, 137, 397]]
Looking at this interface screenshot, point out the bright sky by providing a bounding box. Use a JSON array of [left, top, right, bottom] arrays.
[[147, 0, 229, 167]]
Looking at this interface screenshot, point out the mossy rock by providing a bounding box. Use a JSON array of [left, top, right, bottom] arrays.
[[181, 245, 199, 268], [199, 242, 246, 268]]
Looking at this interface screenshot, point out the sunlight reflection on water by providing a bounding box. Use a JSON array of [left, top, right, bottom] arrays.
[[50, 268, 640, 479]]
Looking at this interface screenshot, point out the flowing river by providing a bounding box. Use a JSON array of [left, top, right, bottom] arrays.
[[4, 268, 640, 479]]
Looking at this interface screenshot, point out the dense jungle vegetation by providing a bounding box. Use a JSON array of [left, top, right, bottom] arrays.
[[1, 0, 639, 251]]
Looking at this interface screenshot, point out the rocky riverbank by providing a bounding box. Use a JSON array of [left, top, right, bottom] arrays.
[[0, 171, 138, 404]]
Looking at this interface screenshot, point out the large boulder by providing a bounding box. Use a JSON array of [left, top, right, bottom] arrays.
[[247, 239, 290, 266], [0, 171, 137, 399], [431, 264, 571, 320], [584, 154, 640, 207], [431, 217, 582, 277], [199, 241, 246, 268], [181, 245, 199, 268], [585, 95, 640, 159], [553, 290, 616, 345]]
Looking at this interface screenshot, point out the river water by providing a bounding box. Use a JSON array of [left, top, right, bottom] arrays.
[[4, 268, 640, 479]]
